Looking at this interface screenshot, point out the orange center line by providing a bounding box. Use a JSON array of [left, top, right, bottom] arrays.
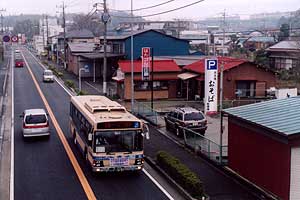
[[21, 51, 97, 200]]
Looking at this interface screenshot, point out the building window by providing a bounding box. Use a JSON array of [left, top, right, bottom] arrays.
[[236, 81, 256, 98], [134, 81, 168, 91]]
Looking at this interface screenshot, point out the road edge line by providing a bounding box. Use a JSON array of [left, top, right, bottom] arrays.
[[21, 51, 96, 200], [142, 169, 174, 200], [10, 50, 14, 200]]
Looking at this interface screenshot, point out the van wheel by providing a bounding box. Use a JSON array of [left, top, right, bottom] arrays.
[[73, 132, 77, 144], [165, 120, 169, 131], [176, 127, 180, 136], [85, 150, 88, 161]]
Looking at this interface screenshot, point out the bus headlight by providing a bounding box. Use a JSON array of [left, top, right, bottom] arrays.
[[135, 158, 144, 165], [93, 160, 104, 167]]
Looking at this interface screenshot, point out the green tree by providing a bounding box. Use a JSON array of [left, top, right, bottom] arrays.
[[278, 23, 290, 41], [69, 14, 104, 37], [13, 19, 39, 39]]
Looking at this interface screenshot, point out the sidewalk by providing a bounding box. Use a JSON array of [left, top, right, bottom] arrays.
[[40, 58, 117, 96]]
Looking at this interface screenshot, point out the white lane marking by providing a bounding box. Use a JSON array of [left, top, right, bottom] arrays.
[[25, 49, 74, 97], [25, 48, 174, 200], [142, 169, 174, 200], [10, 49, 14, 200]]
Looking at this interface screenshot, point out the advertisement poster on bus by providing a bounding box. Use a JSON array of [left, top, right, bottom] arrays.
[[142, 47, 151, 80], [204, 58, 218, 115]]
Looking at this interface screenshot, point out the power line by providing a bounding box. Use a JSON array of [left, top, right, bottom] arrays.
[[110, 0, 176, 12], [111, 0, 205, 18]]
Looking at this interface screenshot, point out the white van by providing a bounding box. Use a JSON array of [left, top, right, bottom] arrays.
[[43, 69, 54, 82], [21, 109, 50, 137]]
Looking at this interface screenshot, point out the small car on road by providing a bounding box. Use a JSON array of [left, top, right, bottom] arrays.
[[14, 55, 24, 67], [43, 69, 54, 82], [21, 109, 50, 138], [164, 107, 207, 136]]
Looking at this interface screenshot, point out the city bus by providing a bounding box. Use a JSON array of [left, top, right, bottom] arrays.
[[69, 95, 149, 172]]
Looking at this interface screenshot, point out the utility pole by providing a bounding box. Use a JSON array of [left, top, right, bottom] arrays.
[[102, 0, 109, 95], [42, 15, 45, 50], [46, 14, 49, 60], [130, 0, 134, 110], [219, 9, 226, 165], [63, 2, 67, 69], [57, 2, 67, 68], [0, 9, 6, 34]]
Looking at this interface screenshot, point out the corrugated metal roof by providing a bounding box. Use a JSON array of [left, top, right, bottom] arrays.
[[224, 96, 300, 136], [267, 41, 300, 50], [68, 43, 95, 53], [246, 36, 275, 43], [118, 60, 180, 73]]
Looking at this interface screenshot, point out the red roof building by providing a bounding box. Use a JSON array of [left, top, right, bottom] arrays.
[[178, 56, 276, 101], [114, 60, 181, 100]]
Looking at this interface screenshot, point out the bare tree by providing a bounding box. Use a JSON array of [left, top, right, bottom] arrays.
[[69, 14, 104, 36]]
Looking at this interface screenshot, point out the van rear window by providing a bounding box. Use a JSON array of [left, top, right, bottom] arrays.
[[25, 115, 47, 124], [184, 112, 204, 121]]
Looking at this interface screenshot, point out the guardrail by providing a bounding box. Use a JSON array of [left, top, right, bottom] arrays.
[[132, 101, 158, 126], [183, 127, 228, 165]]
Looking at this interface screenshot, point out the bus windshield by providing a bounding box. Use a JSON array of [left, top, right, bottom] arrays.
[[94, 130, 143, 153]]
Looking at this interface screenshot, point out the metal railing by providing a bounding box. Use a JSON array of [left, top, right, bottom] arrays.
[[132, 101, 158, 125], [183, 127, 228, 165]]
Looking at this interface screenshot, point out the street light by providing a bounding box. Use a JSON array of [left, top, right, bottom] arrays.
[[79, 68, 88, 92]]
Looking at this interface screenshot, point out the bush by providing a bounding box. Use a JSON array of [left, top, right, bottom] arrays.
[[57, 72, 64, 78], [42, 61, 48, 66], [156, 151, 204, 199], [77, 90, 88, 96], [64, 80, 75, 89]]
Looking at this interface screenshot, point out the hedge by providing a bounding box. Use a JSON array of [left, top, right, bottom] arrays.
[[64, 79, 75, 89], [156, 151, 204, 199]]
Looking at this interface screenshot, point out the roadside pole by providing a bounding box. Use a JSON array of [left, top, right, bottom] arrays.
[[151, 47, 154, 110], [101, 0, 109, 95], [219, 10, 226, 165], [130, 0, 134, 111]]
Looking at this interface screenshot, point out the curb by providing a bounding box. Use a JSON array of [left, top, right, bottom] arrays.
[[145, 156, 209, 200]]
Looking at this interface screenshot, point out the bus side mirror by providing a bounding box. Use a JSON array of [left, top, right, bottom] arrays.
[[19, 113, 24, 118], [88, 133, 93, 141], [143, 124, 150, 140]]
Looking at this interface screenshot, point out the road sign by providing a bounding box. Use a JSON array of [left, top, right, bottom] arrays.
[[204, 58, 218, 115], [2, 35, 10, 43], [11, 35, 18, 43], [142, 47, 151, 80]]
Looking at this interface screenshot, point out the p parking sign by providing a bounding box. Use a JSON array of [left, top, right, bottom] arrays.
[[205, 58, 218, 115], [206, 59, 217, 70]]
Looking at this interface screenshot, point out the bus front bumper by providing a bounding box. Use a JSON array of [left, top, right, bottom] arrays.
[[92, 165, 143, 172]]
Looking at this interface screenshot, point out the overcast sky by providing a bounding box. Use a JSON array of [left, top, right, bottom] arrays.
[[2, 0, 299, 20]]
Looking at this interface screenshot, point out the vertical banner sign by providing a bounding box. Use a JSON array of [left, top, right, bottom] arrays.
[[142, 47, 151, 80], [205, 59, 218, 115]]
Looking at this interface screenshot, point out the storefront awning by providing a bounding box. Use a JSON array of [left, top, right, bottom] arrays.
[[177, 72, 198, 80]]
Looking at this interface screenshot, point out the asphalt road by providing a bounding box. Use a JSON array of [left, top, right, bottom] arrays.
[[14, 48, 169, 200]]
